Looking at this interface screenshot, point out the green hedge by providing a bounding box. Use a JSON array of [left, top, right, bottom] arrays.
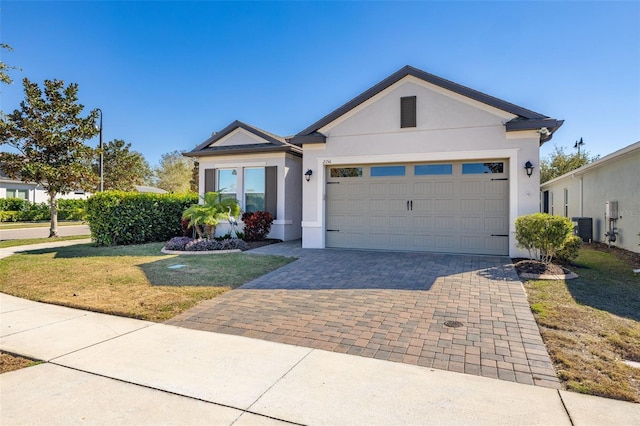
[[0, 198, 88, 222], [87, 191, 198, 246]]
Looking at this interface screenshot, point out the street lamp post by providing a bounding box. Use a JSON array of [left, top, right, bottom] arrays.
[[94, 108, 103, 192]]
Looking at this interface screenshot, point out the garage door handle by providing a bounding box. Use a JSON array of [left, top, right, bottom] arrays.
[[407, 201, 410, 210], [410, 200, 413, 210], [491, 234, 509, 237]]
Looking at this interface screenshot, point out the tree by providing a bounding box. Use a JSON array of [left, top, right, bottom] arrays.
[[0, 43, 20, 87], [0, 78, 98, 237], [540, 145, 599, 183], [96, 139, 153, 191], [154, 150, 194, 193]]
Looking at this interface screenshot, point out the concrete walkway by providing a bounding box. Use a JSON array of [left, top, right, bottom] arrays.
[[1, 293, 639, 425]]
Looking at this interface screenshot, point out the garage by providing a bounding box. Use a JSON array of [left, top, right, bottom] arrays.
[[325, 160, 509, 255]]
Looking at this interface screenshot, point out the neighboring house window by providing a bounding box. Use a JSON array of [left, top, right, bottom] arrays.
[[6, 189, 28, 200], [550, 192, 554, 215], [400, 96, 417, 128], [244, 167, 265, 212], [564, 188, 569, 217], [216, 169, 237, 201], [542, 191, 550, 214]]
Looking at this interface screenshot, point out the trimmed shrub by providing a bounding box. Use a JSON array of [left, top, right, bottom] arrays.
[[0, 198, 28, 211], [556, 234, 582, 263], [0, 211, 20, 222], [241, 211, 274, 241], [515, 213, 575, 263], [87, 191, 198, 246]]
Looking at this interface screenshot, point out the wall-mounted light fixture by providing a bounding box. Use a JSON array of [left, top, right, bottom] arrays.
[[304, 169, 313, 182], [524, 161, 534, 178]]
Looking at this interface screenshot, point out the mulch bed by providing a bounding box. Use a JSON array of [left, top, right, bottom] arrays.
[[513, 259, 569, 276], [242, 239, 282, 251], [589, 242, 640, 269]]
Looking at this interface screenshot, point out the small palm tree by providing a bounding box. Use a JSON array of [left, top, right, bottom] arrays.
[[182, 192, 240, 239]]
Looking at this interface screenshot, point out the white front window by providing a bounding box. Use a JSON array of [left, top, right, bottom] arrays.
[[243, 167, 265, 212], [216, 169, 237, 201]]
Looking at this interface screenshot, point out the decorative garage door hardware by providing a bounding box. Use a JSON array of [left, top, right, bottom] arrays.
[[406, 200, 413, 210]]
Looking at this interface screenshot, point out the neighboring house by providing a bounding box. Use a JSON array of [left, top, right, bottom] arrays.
[[0, 169, 89, 203], [540, 141, 640, 253], [184, 121, 303, 241], [188, 65, 563, 257]]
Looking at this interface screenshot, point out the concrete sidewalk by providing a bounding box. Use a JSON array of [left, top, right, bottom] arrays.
[[1, 293, 638, 425]]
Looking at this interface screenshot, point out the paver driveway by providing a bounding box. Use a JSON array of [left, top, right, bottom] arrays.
[[167, 241, 559, 388]]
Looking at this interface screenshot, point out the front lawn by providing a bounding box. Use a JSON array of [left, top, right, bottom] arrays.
[[523, 245, 640, 402], [0, 242, 294, 322]]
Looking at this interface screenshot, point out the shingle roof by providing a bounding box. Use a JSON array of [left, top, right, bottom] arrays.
[[184, 120, 302, 157], [288, 65, 563, 145]]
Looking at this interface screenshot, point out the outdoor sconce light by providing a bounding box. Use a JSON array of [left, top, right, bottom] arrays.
[[304, 169, 313, 182], [524, 161, 534, 178]]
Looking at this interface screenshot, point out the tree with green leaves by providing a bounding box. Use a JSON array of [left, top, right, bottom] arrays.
[[0, 78, 98, 237], [97, 139, 153, 191], [540, 145, 599, 183], [0, 43, 20, 87], [154, 150, 194, 193]]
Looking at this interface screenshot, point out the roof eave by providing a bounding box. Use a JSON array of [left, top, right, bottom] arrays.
[[184, 145, 302, 158]]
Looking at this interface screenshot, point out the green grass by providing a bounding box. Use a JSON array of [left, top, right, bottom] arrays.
[[0, 242, 295, 321], [0, 221, 85, 230], [0, 235, 90, 249], [523, 245, 640, 402]]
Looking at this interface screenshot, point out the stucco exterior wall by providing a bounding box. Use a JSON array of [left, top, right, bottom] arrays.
[[541, 145, 640, 253], [197, 152, 302, 241], [301, 78, 542, 257]]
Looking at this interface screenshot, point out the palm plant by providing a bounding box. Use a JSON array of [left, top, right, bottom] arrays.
[[182, 192, 240, 239]]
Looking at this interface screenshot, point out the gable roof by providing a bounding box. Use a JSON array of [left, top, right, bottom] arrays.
[[288, 65, 563, 145], [540, 141, 640, 188], [184, 120, 302, 158]]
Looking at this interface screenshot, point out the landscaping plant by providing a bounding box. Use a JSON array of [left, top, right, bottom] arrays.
[[181, 192, 240, 239], [515, 213, 577, 263], [241, 211, 273, 241], [87, 191, 197, 246]]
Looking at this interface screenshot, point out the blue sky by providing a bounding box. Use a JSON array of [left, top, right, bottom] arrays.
[[1, 1, 638, 167]]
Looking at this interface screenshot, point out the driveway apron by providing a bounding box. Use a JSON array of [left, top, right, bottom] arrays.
[[166, 241, 559, 388]]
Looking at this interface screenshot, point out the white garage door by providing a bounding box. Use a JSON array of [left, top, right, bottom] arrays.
[[325, 160, 509, 255]]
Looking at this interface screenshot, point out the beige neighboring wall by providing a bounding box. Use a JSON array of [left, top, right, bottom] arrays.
[[541, 141, 640, 253]]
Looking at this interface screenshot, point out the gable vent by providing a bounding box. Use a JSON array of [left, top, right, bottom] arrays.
[[401, 96, 417, 128]]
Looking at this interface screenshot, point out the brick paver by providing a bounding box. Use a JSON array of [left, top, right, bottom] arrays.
[[166, 241, 560, 388]]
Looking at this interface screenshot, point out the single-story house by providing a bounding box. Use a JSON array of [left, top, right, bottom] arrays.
[[0, 169, 89, 203], [540, 141, 640, 253], [187, 65, 563, 257]]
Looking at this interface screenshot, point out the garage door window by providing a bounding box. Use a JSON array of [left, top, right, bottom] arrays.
[[414, 164, 452, 175], [462, 162, 504, 174], [330, 167, 362, 178], [371, 165, 405, 177]]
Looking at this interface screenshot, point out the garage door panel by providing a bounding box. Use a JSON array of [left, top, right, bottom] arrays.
[[325, 160, 509, 255]]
